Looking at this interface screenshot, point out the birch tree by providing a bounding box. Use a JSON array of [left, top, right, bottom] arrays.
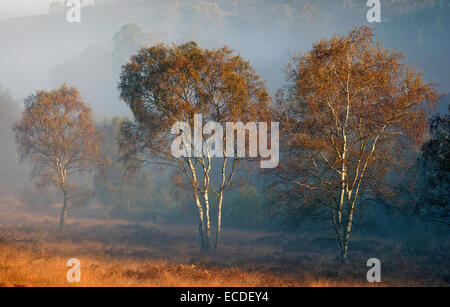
[[13, 85, 103, 230], [274, 27, 437, 262], [118, 42, 270, 253]]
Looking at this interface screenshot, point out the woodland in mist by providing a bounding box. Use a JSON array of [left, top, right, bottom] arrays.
[[0, 0, 449, 287]]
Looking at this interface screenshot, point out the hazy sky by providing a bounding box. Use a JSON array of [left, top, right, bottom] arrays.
[[0, 0, 94, 20]]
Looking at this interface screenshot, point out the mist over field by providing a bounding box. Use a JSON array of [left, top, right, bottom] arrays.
[[0, 0, 449, 288]]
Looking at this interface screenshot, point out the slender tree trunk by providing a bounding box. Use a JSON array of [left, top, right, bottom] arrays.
[[338, 233, 347, 263], [186, 156, 210, 254], [214, 192, 223, 251], [334, 202, 354, 263], [334, 219, 346, 262], [214, 155, 230, 251], [200, 153, 212, 252], [59, 191, 68, 231], [203, 191, 211, 251], [194, 192, 207, 253], [342, 201, 356, 262], [342, 235, 351, 262], [335, 224, 345, 262]]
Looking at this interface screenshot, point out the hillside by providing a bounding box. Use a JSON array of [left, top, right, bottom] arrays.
[[0, 0, 448, 116]]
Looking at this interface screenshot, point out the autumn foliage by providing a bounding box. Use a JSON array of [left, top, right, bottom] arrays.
[[118, 42, 270, 253], [274, 26, 438, 261], [13, 85, 103, 230]]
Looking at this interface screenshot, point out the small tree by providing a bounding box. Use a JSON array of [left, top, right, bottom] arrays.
[[0, 88, 23, 191], [112, 23, 162, 66], [14, 85, 103, 230], [274, 27, 437, 262], [118, 42, 270, 253], [417, 106, 449, 225]]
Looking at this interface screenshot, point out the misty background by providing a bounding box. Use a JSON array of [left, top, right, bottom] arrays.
[[0, 0, 449, 231]]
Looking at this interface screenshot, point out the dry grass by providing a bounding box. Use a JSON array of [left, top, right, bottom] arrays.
[[0, 197, 448, 287], [0, 245, 380, 287], [0, 246, 278, 287]]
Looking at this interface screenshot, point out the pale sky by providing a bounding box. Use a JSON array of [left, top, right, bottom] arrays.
[[0, 0, 95, 20]]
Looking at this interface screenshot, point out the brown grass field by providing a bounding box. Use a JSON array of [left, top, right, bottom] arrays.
[[0, 196, 448, 287]]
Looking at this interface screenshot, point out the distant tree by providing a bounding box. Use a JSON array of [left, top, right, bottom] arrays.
[[185, 1, 225, 37], [118, 42, 270, 253], [225, 183, 271, 230], [94, 117, 133, 211], [0, 88, 19, 145], [274, 27, 437, 262], [112, 23, 164, 66], [416, 106, 449, 225], [0, 88, 24, 192], [49, 1, 65, 14], [13, 85, 104, 230], [93, 117, 182, 221]]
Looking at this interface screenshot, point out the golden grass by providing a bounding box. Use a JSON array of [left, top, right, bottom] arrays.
[[0, 244, 378, 287], [0, 197, 447, 287]]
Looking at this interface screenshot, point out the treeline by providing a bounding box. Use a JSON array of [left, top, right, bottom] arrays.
[[0, 88, 27, 193], [38, 0, 449, 117]]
